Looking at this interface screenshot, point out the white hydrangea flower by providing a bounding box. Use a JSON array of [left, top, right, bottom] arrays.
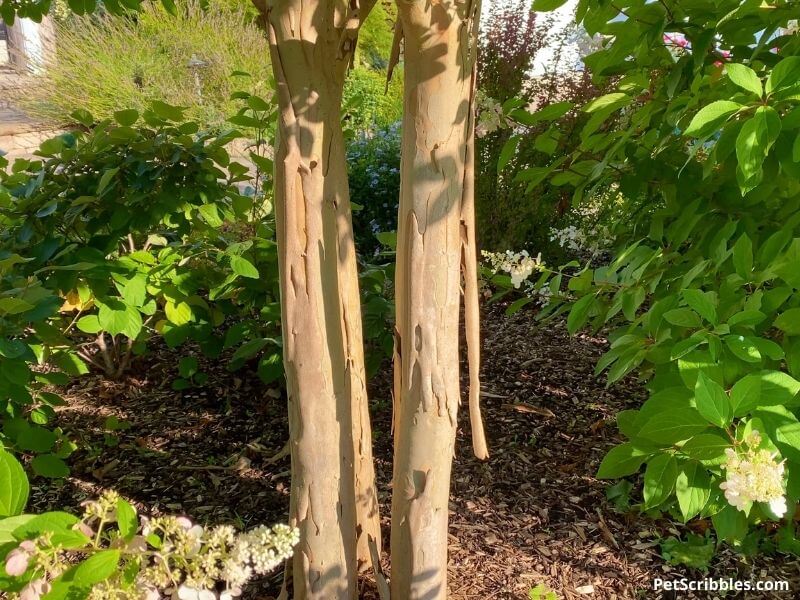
[[720, 434, 788, 518], [481, 249, 543, 289]]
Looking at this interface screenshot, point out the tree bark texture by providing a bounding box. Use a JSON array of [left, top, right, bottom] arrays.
[[390, 0, 485, 598], [257, 0, 381, 596]]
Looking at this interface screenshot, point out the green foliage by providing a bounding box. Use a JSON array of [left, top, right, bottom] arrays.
[[660, 534, 716, 570], [348, 122, 401, 254], [22, 0, 272, 130], [341, 0, 403, 134], [342, 66, 403, 135], [529, 583, 558, 600], [526, 0, 800, 553], [0, 95, 284, 477], [476, 2, 602, 253], [0, 0, 180, 22]]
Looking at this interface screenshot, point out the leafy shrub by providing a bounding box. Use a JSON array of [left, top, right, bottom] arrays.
[[341, 0, 403, 135], [342, 66, 403, 136], [0, 261, 74, 477], [348, 122, 401, 255], [475, 0, 600, 254], [21, 0, 272, 130], [0, 97, 284, 478], [527, 0, 800, 554], [0, 449, 297, 599]]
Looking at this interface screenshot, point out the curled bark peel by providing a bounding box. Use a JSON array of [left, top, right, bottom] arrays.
[[461, 0, 488, 461]]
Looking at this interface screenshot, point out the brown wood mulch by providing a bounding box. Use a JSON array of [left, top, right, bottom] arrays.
[[28, 303, 800, 599]]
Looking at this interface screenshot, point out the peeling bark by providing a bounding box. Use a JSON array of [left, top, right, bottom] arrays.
[[390, 0, 485, 597], [255, 0, 381, 595]]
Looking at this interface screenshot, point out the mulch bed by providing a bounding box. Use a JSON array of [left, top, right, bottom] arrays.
[[29, 303, 800, 599]]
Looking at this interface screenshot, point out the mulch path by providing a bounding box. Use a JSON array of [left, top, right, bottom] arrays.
[[29, 303, 800, 599]]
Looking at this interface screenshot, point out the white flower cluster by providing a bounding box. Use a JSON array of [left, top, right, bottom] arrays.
[[143, 519, 299, 600], [475, 91, 507, 138], [720, 431, 788, 518], [481, 249, 543, 288], [4, 490, 298, 600], [549, 224, 610, 257]]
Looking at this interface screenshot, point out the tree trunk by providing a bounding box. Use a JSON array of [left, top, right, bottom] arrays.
[[390, 0, 485, 598], [257, 0, 381, 596]]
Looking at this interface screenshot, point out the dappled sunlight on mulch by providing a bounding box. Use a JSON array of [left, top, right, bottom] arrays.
[[29, 303, 800, 599]]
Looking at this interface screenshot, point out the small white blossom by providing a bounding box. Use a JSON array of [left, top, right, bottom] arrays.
[[720, 434, 788, 518]]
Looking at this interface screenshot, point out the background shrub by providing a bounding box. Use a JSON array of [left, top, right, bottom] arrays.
[[22, 0, 272, 129], [348, 122, 401, 255], [475, 0, 600, 257]]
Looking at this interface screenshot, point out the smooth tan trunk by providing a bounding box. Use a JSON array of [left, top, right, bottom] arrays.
[[258, 0, 381, 596], [390, 0, 484, 598]]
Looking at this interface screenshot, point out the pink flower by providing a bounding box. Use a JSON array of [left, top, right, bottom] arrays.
[[19, 579, 50, 600], [5, 541, 36, 576]]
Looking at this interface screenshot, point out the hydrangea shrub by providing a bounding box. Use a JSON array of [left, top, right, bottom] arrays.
[[523, 0, 800, 552]]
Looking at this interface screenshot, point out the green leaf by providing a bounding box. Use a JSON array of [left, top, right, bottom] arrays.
[[165, 301, 193, 326], [637, 409, 709, 445], [31, 454, 70, 478], [663, 308, 702, 328], [116, 498, 137, 541], [695, 372, 732, 428], [498, 135, 521, 172], [675, 462, 711, 521], [96, 167, 119, 196], [14, 512, 88, 548], [684, 101, 743, 138], [0, 450, 28, 517], [232, 338, 270, 362], [178, 356, 199, 378], [257, 352, 283, 384], [532, 0, 568, 10], [766, 57, 800, 95], [160, 0, 177, 15], [113, 109, 139, 127], [199, 204, 223, 228], [730, 375, 761, 415], [681, 290, 716, 324], [566, 294, 595, 335], [150, 100, 185, 122], [775, 308, 800, 335], [736, 106, 781, 192], [0, 297, 34, 315], [98, 301, 142, 339], [643, 453, 678, 508], [681, 433, 730, 465], [724, 335, 761, 363], [76, 315, 102, 334], [732, 234, 753, 280], [230, 255, 260, 279], [74, 550, 120, 585], [726, 63, 763, 97], [513, 101, 573, 125], [596, 443, 648, 478], [0, 514, 35, 544], [712, 505, 748, 543], [728, 310, 766, 328]]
